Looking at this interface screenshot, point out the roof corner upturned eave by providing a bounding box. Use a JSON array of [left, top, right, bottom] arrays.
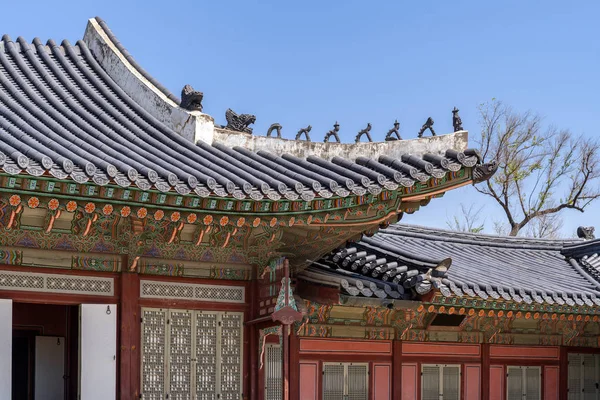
[[83, 17, 214, 143]]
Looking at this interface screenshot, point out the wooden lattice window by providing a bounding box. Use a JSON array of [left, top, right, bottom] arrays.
[[421, 364, 460, 400], [568, 353, 600, 400], [264, 344, 282, 400], [140, 308, 243, 400], [322, 362, 368, 400], [506, 366, 541, 400]]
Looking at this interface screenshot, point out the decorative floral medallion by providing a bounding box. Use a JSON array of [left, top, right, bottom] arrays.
[[252, 217, 261, 227], [84, 203, 96, 214], [170, 212, 181, 222], [48, 199, 59, 211], [137, 208, 148, 219], [236, 217, 245, 227], [219, 216, 229, 226], [203, 215, 213, 225], [120, 206, 131, 218], [288, 217, 295, 227], [187, 213, 197, 224], [154, 210, 164, 221], [102, 204, 113, 215], [27, 197, 39, 209], [66, 201, 77, 212], [9, 195, 21, 206], [269, 217, 277, 227]]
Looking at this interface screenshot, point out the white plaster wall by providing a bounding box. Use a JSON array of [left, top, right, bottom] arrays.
[[213, 129, 469, 160]]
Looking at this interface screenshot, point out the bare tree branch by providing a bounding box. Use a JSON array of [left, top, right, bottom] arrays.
[[473, 100, 600, 237], [446, 203, 486, 233]]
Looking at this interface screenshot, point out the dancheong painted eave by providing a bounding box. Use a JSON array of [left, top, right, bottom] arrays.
[[0, 17, 496, 215]]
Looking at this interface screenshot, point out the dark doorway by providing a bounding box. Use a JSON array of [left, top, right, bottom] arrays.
[[12, 303, 80, 400], [12, 328, 40, 400]]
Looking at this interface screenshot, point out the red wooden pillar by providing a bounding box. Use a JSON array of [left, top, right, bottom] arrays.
[[559, 346, 569, 399], [119, 271, 140, 400], [481, 343, 490, 400], [392, 340, 402, 399], [289, 330, 300, 400]]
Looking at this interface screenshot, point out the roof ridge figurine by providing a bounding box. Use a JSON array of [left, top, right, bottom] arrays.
[[295, 125, 312, 141], [577, 226, 595, 240], [452, 107, 463, 132], [225, 108, 256, 134], [355, 123, 373, 143], [323, 122, 341, 143], [266, 123, 282, 138], [385, 120, 402, 141], [418, 117, 436, 138], [180, 84, 203, 112]]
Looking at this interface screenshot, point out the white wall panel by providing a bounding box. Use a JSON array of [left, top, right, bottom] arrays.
[[80, 304, 117, 400]]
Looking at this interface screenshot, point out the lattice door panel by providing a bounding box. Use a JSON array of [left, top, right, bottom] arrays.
[[220, 313, 243, 400], [583, 354, 597, 400], [168, 310, 193, 400], [569, 354, 583, 400], [525, 367, 540, 400], [141, 308, 167, 400], [347, 364, 368, 400], [442, 366, 460, 400], [264, 344, 282, 400], [568, 353, 600, 400], [140, 308, 244, 400], [323, 363, 345, 400], [422, 365, 441, 400], [507, 367, 523, 400], [195, 311, 218, 400], [507, 366, 540, 400]]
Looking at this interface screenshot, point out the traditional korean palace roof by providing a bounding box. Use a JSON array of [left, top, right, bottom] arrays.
[[304, 224, 600, 307], [0, 17, 497, 270]]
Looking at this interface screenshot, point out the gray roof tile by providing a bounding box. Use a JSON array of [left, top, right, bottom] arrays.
[[0, 33, 482, 201], [305, 224, 600, 304]]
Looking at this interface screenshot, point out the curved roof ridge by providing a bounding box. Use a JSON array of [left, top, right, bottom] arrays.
[[381, 223, 580, 249], [562, 238, 600, 258], [92, 16, 180, 105]]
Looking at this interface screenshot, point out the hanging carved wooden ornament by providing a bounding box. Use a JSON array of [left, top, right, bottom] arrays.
[[271, 259, 303, 325]]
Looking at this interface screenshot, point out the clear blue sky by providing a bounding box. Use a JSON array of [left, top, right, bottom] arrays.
[[1, 1, 599, 237]]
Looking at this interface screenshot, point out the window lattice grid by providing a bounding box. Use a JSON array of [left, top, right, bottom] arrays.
[[140, 280, 244, 303], [141, 309, 166, 400], [0, 270, 114, 296], [220, 313, 243, 400], [168, 311, 193, 400], [195, 312, 218, 400]]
